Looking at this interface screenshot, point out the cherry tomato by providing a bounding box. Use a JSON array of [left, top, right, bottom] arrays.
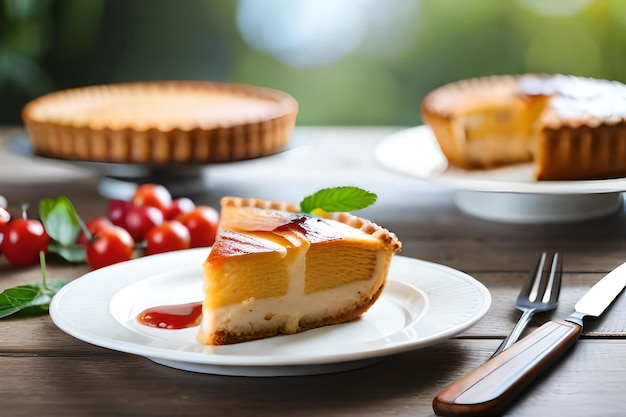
[[164, 197, 195, 220], [108, 199, 132, 227], [132, 184, 172, 214], [144, 220, 191, 256], [0, 207, 9, 225], [176, 206, 219, 247], [86, 226, 134, 269], [76, 216, 113, 245], [2, 218, 50, 267], [124, 205, 164, 242]]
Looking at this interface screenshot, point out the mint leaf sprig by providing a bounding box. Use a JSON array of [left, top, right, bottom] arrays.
[[299, 186, 377, 214], [39, 196, 86, 263], [0, 252, 69, 318]]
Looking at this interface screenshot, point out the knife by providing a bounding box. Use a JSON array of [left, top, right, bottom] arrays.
[[433, 261, 626, 417]]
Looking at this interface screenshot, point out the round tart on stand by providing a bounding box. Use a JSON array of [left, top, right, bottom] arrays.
[[20, 81, 299, 197]]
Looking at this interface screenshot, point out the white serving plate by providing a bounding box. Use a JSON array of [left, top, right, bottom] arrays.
[[50, 248, 490, 377]]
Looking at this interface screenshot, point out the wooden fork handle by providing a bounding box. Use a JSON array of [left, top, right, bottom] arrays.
[[433, 320, 582, 416]]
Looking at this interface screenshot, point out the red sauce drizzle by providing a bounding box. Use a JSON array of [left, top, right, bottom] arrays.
[[136, 301, 203, 329]]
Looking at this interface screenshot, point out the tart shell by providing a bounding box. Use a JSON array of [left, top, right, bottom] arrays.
[[21, 81, 299, 164]]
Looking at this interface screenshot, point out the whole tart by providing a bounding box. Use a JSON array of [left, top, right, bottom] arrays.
[[21, 81, 298, 164], [199, 196, 402, 345], [421, 74, 626, 180]]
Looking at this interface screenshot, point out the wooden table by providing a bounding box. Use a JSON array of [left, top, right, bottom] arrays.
[[2, 126, 626, 417]]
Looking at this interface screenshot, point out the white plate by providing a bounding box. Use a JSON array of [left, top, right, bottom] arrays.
[[50, 248, 491, 377], [376, 126, 626, 222]]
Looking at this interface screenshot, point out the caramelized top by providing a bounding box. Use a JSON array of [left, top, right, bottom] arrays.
[[207, 196, 402, 264], [273, 215, 346, 243], [208, 230, 288, 258], [208, 213, 369, 261]]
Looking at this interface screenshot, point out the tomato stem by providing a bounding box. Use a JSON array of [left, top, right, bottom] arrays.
[[39, 251, 49, 290], [76, 214, 94, 243], [21, 202, 29, 220]]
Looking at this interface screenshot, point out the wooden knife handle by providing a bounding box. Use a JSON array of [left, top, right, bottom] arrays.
[[433, 320, 582, 417]]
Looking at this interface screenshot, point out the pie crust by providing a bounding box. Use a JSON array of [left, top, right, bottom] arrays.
[[22, 81, 298, 164]]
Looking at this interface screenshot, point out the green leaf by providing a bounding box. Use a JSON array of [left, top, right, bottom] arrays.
[[0, 279, 69, 319], [39, 196, 81, 246], [299, 186, 377, 214], [48, 242, 86, 263]]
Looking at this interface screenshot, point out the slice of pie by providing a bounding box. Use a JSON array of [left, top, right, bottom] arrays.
[[198, 196, 402, 345]]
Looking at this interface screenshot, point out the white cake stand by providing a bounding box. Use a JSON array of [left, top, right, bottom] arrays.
[[375, 125, 626, 223]]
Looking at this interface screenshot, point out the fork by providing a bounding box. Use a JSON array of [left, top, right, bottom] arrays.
[[491, 251, 563, 357]]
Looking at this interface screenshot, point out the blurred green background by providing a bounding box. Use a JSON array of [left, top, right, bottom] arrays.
[[2, 0, 626, 126]]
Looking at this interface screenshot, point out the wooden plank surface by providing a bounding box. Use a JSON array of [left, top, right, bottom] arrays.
[[1, 339, 625, 417]]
